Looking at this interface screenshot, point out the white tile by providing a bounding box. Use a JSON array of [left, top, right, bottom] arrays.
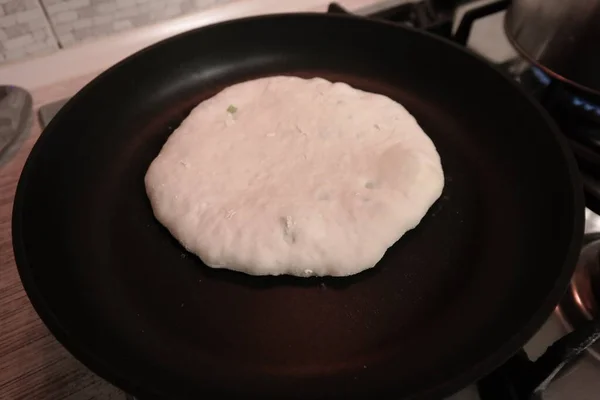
[[45, 35, 57, 48], [74, 6, 93, 18], [117, 0, 135, 8], [194, 0, 216, 8], [16, 9, 40, 23], [72, 18, 92, 29], [5, 47, 26, 60], [113, 19, 132, 30], [72, 25, 90, 38], [91, 23, 111, 35], [0, 15, 17, 28], [59, 31, 75, 45], [130, 12, 148, 26], [180, 0, 194, 14], [25, 41, 48, 54], [54, 10, 78, 23], [69, 0, 91, 9], [32, 28, 46, 40], [134, 2, 148, 12], [31, 46, 54, 57], [163, 5, 181, 18], [60, 38, 76, 47], [4, 33, 33, 49], [54, 24, 71, 34], [4, 0, 28, 14], [147, 1, 164, 11], [96, 2, 117, 14], [4, 22, 30, 37], [115, 6, 137, 18], [27, 17, 49, 29], [24, 0, 40, 9], [93, 15, 111, 25], [46, 2, 71, 14]]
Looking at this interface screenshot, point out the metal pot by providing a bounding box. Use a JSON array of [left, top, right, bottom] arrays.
[[505, 0, 600, 95]]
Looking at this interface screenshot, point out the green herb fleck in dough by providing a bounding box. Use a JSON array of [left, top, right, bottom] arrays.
[[227, 105, 238, 114]]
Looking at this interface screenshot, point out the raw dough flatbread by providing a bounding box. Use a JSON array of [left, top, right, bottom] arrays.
[[145, 76, 444, 277]]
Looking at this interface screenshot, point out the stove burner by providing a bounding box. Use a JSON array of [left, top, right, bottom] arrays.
[[556, 232, 600, 361], [531, 67, 552, 86], [327, 1, 600, 398], [328, 1, 454, 35], [518, 63, 600, 204], [526, 67, 600, 122], [573, 96, 600, 119]]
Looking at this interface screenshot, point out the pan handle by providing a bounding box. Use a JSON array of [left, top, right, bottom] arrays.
[[478, 319, 600, 399], [453, 0, 510, 46], [516, 318, 600, 396]]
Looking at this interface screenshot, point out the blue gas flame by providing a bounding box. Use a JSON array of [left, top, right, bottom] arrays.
[[531, 67, 600, 116], [532, 67, 551, 86]]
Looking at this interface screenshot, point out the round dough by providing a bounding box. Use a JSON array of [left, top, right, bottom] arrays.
[[145, 76, 444, 277]]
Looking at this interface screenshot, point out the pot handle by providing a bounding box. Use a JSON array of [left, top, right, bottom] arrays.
[[453, 0, 510, 46], [478, 319, 600, 399], [518, 318, 600, 396]]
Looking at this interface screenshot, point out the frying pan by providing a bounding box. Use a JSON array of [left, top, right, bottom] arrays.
[[12, 13, 584, 400]]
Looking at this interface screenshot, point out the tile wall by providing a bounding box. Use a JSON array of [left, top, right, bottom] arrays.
[[0, 0, 236, 64], [0, 0, 58, 62], [43, 0, 234, 47]]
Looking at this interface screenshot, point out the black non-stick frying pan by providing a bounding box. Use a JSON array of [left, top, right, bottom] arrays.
[[12, 13, 584, 400]]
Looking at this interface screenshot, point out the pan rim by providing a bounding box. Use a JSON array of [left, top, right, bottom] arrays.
[[12, 11, 585, 400]]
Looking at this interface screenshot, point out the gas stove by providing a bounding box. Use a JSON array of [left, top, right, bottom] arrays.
[[37, 1, 600, 399], [328, 1, 600, 400]]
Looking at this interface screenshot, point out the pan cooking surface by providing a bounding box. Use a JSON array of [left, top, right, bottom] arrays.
[[12, 14, 583, 400]]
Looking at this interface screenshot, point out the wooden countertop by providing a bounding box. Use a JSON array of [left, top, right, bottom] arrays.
[[0, 73, 127, 400]]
